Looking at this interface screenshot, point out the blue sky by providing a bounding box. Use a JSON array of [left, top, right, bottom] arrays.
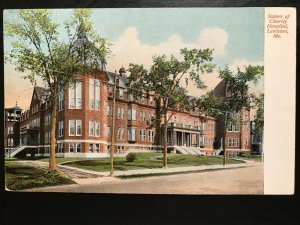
[[4, 8, 264, 109]]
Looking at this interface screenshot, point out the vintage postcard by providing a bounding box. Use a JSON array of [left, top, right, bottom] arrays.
[[3, 7, 296, 194]]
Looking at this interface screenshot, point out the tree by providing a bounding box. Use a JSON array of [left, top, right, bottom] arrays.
[[197, 65, 264, 164], [252, 93, 264, 134], [5, 9, 110, 171], [128, 48, 215, 168]]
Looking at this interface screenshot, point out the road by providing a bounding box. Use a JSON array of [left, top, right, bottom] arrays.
[[27, 165, 263, 194]]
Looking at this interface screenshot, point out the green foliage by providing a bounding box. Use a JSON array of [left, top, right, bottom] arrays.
[[197, 65, 263, 122], [4, 9, 111, 91], [128, 48, 215, 124], [219, 65, 264, 112], [5, 161, 74, 190], [126, 153, 137, 162], [252, 93, 264, 134]]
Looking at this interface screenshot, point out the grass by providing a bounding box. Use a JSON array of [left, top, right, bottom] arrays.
[[19, 156, 97, 164], [5, 161, 75, 190], [63, 152, 244, 172]]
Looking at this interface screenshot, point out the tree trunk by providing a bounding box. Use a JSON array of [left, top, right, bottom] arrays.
[[223, 113, 227, 166], [49, 93, 58, 171], [163, 99, 168, 169]]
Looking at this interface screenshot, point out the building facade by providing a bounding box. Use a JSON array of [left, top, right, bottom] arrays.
[[5, 68, 251, 158]]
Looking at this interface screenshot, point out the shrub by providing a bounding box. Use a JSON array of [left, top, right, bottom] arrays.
[[126, 153, 137, 162]]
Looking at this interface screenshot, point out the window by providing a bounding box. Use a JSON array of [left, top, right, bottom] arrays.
[[45, 131, 50, 143], [89, 143, 94, 153], [45, 115, 51, 126], [89, 120, 100, 137], [76, 82, 82, 109], [119, 88, 124, 99], [95, 79, 100, 110], [69, 120, 75, 136], [128, 108, 136, 120], [140, 111, 143, 121], [117, 127, 125, 140], [227, 122, 240, 132], [139, 130, 146, 141], [148, 130, 154, 142], [128, 127, 136, 141], [69, 143, 75, 153], [7, 126, 13, 134], [118, 108, 125, 119], [58, 89, 64, 111], [95, 144, 100, 153], [235, 138, 239, 147], [199, 136, 205, 146], [95, 121, 100, 137], [89, 120, 94, 136], [228, 138, 239, 147], [89, 79, 95, 109], [69, 120, 81, 136], [148, 113, 153, 123], [76, 143, 81, 152], [58, 143, 64, 153], [69, 81, 82, 109], [7, 138, 14, 146], [143, 112, 147, 122], [58, 121, 64, 137], [76, 120, 82, 136], [117, 146, 125, 154], [89, 78, 101, 110], [107, 126, 111, 139]]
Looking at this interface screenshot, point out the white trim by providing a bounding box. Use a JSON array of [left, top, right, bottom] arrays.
[[57, 139, 108, 144]]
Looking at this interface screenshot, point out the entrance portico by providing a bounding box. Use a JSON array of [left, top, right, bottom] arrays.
[[166, 122, 204, 148]]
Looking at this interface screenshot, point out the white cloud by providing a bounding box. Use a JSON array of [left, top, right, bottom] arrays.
[[106, 26, 228, 71]]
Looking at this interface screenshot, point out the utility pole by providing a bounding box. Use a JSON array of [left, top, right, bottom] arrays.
[[110, 70, 117, 176], [223, 111, 227, 166]]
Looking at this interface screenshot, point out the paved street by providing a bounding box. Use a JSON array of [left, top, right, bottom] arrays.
[[26, 165, 263, 194]]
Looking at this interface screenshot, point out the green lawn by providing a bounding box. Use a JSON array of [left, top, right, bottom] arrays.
[[63, 152, 244, 172], [18, 156, 98, 164], [5, 161, 75, 190]]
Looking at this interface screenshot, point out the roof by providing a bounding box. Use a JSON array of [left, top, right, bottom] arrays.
[[34, 86, 50, 100], [107, 72, 128, 88]]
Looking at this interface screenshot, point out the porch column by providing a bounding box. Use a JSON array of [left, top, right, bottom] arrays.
[[173, 130, 177, 146], [181, 132, 184, 146], [190, 133, 192, 147]]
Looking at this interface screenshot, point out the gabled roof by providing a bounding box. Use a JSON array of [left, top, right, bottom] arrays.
[[107, 72, 128, 88], [34, 86, 50, 101]]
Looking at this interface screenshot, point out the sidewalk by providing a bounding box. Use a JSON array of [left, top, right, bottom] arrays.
[[16, 159, 262, 185]]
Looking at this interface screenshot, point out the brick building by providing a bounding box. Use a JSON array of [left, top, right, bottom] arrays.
[[213, 79, 251, 157], [4, 104, 22, 155], [4, 30, 250, 158], [5, 67, 225, 157]]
